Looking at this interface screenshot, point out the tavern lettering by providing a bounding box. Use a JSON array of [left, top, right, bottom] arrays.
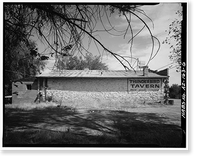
[[131, 84, 160, 89], [128, 79, 161, 91]]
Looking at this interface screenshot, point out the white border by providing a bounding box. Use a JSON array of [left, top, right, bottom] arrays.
[[1, 0, 189, 152]]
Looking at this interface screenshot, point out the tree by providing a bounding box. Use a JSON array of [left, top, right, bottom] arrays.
[[163, 7, 182, 71], [4, 3, 160, 71], [82, 54, 108, 70], [4, 37, 46, 95], [4, 4, 48, 95], [169, 84, 181, 99], [56, 54, 108, 70]]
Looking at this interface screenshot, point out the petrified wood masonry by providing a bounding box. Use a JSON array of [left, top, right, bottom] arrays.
[[36, 69, 169, 108]]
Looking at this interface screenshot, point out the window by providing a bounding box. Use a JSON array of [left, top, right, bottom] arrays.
[[26, 84, 32, 90]]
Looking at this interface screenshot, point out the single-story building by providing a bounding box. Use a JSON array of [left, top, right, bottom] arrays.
[[11, 67, 169, 108]]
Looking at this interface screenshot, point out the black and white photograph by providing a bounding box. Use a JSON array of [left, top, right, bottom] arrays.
[[2, 2, 187, 149]]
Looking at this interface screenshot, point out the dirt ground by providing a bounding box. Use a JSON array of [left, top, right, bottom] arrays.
[[76, 99, 181, 126], [127, 99, 181, 126], [4, 99, 182, 147]]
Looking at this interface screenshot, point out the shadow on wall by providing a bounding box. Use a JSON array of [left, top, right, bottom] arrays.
[[4, 106, 183, 147]]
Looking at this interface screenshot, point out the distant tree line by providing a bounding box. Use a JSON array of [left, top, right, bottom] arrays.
[[56, 54, 108, 70], [169, 84, 181, 99]]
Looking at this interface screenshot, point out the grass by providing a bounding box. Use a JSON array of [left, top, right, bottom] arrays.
[[3, 101, 183, 147], [5, 102, 58, 110]]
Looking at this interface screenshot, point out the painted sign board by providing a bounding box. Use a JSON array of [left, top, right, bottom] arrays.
[[128, 79, 162, 91]]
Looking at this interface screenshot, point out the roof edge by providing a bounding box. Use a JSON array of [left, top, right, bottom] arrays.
[[36, 70, 168, 78]]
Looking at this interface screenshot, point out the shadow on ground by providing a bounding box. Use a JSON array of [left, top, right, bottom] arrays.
[[4, 106, 183, 147]]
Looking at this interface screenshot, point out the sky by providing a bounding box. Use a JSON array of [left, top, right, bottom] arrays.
[[36, 3, 182, 85]]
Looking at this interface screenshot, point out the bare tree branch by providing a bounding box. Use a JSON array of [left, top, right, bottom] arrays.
[[5, 4, 160, 71]]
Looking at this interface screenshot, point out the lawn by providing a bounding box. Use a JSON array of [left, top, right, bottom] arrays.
[[3, 100, 183, 147]]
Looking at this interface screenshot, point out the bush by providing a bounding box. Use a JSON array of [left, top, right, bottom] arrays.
[[46, 95, 53, 102], [169, 84, 181, 99]]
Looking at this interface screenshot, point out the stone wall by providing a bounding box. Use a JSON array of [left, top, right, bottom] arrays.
[[11, 77, 165, 107], [45, 90, 164, 109], [43, 77, 165, 108]]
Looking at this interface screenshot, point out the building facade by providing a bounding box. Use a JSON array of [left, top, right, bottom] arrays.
[[35, 68, 168, 108], [11, 68, 168, 108]]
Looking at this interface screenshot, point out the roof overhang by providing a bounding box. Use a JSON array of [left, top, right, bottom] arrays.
[[36, 70, 168, 79]]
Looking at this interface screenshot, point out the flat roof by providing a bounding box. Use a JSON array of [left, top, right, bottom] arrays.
[[36, 70, 168, 78]]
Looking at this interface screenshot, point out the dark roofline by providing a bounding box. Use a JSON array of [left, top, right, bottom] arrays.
[[36, 75, 168, 79], [13, 77, 36, 82], [37, 77, 168, 79], [156, 68, 169, 77]]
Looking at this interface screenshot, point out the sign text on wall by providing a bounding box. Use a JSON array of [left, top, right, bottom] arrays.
[[128, 79, 161, 91]]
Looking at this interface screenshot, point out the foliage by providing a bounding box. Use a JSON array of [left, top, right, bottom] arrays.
[[163, 9, 182, 71], [56, 54, 108, 70], [4, 3, 160, 71], [4, 36, 45, 95], [169, 84, 181, 99], [4, 5, 47, 95]]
